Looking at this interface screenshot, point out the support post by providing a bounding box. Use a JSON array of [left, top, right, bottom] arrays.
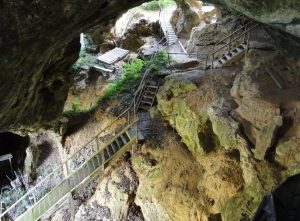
[[228, 36, 231, 53], [246, 32, 250, 53], [96, 136, 99, 151], [211, 54, 214, 69], [69, 193, 75, 221], [127, 110, 130, 124]]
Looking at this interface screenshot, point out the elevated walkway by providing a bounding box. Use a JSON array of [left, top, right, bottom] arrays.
[[0, 44, 165, 221], [96, 47, 129, 65], [19, 126, 138, 221], [138, 82, 160, 111], [159, 19, 178, 46], [159, 6, 177, 46], [202, 20, 259, 69]]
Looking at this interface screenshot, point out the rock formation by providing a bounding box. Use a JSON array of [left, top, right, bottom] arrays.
[[0, 0, 146, 131]]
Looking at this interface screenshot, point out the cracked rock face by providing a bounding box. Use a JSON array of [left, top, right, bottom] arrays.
[[0, 0, 146, 131], [202, 0, 300, 57], [1, 0, 299, 131], [202, 0, 300, 36]]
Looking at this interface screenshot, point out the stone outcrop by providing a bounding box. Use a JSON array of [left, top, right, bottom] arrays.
[[201, 0, 300, 57], [156, 47, 300, 220], [0, 0, 147, 131], [1, 0, 300, 131], [171, 0, 203, 38], [120, 18, 160, 51], [205, 0, 300, 37]]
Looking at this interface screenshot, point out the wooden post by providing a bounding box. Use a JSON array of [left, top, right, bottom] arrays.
[[212, 54, 214, 69]]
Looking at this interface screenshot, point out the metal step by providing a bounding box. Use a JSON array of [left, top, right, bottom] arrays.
[[139, 105, 150, 111], [143, 95, 154, 99], [145, 90, 156, 96], [146, 85, 159, 89], [141, 100, 152, 105], [111, 141, 119, 152], [108, 145, 114, 155], [104, 148, 110, 160], [115, 137, 124, 148], [142, 97, 154, 103], [120, 133, 130, 144]]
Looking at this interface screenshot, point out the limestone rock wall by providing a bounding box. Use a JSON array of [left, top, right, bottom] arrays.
[[156, 49, 300, 220], [0, 0, 146, 131]]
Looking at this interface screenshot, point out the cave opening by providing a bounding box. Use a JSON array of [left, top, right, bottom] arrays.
[[0, 132, 29, 186], [198, 120, 220, 153]]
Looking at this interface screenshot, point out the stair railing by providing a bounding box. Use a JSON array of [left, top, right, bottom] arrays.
[[213, 20, 254, 48], [158, 3, 175, 46], [0, 38, 167, 221], [204, 22, 259, 69]]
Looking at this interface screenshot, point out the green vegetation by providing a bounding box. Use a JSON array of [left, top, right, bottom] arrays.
[[71, 97, 81, 111], [140, 0, 176, 11], [99, 58, 145, 102], [62, 58, 145, 117], [71, 50, 97, 75], [62, 49, 169, 118], [146, 49, 170, 72]]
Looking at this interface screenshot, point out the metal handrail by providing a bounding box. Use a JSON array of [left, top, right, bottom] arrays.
[[205, 22, 259, 68], [209, 23, 258, 56], [158, 2, 176, 46], [214, 20, 253, 46], [16, 120, 138, 221], [0, 37, 167, 220]]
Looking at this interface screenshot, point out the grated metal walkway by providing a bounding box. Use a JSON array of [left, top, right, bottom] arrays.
[[3, 125, 138, 221], [0, 43, 167, 221], [159, 18, 178, 46], [96, 47, 129, 65]]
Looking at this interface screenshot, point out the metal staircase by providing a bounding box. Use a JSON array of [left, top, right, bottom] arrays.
[[160, 19, 178, 46], [0, 41, 166, 221], [138, 83, 160, 111], [212, 43, 247, 68], [202, 20, 259, 69], [158, 4, 177, 46], [16, 124, 137, 221]]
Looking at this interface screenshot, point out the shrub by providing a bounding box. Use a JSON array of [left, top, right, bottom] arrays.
[[71, 97, 81, 111], [99, 58, 145, 103], [159, 0, 176, 8], [140, 0, 176, 11], [146, 49, 170, 72], [71, 50, 97, 76], [141, 1, 160, 11]]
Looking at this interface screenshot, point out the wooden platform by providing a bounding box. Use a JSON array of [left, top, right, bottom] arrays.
[[96, 47, 129, 65]]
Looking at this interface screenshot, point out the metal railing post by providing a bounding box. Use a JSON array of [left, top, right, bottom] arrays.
[[127, 110, 130, 124], [246, 32, 250, 53], [69, 193, 75, 221], [228, 36, 231, 53], [96, 136, 99, 151]]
